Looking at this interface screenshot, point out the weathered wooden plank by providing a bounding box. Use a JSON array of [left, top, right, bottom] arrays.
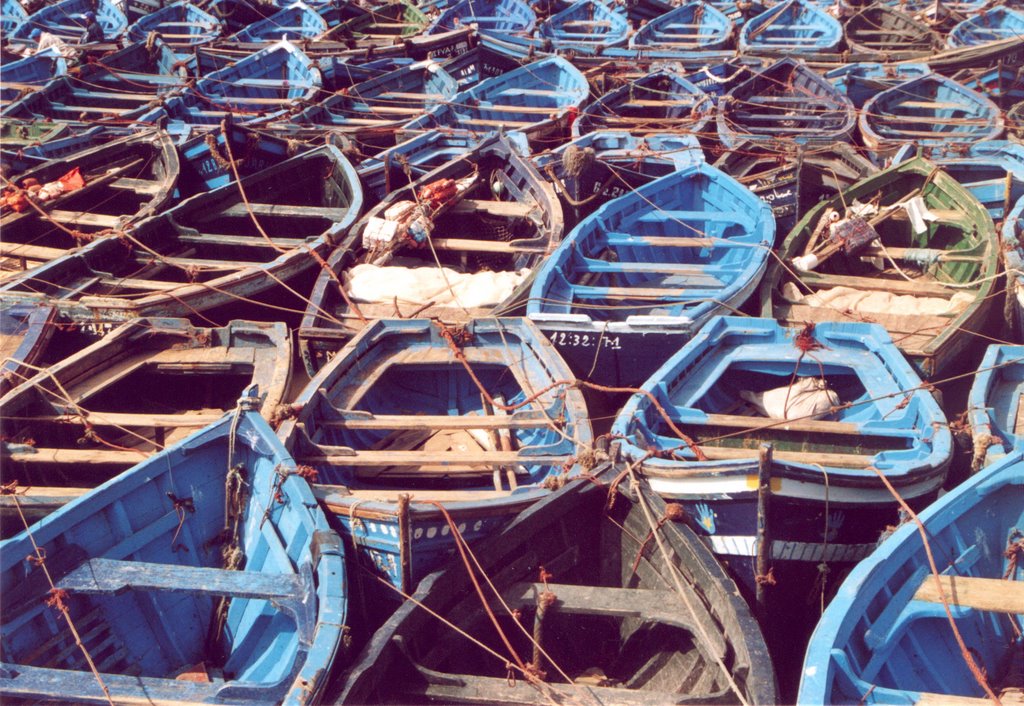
[[695, 445, 875, 467], [799, 271, 963, 298], [449, 199, 534, 218], [98, 276, 182, 291], [47, 210, 122, 228], [913, 574, 1024, 613], [59, 557, 303, 600], [317, 413, 556, 431], [4, 447, 146, 465], [297, 449, 568, 466], [218, 203, 350, 219], [0, 242, 67, 260], [692, 413, 860, 434]]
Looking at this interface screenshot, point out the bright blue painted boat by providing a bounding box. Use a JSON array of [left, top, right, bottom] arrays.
[[0, 387, 346, 705], [717, 57, 856, 150], [401, 55, 588, 148], [798, 450, 1023, 706], [1, 0, 27, 34], [892, 141, 1024, 222], [571, 70, 713, 138], [126, 1, 222, 52], [0, 125, 118, 176], [738, 0, 842, 54], [630, 1, 735, 52], [825, 62, 930, 109], [138, 39, 322, 128], [229, 0, 328, 42], [293, 57, 457, 130], [335, 466, 778, 705], [176, 121, 311, 197], [1003, 196, 1024, 341], [12, 0, 127, 41], [968, 344, 1024, 470], [612, 316, 951, 600], [279, 317, 593, 595], [2, 75, 156, 125], [860, 73, 1005, 163], [948, 6, 1024, 48], [537, 0, 630, 51], [0, 129, 179, 278], [0, 52, 67, 109], [297, 132, 557, 374], [952, 64, 1024, 111], [527, 162, 774, 388], [73, 36, 192, 95], [532, 130, 705, 228], [0, 303, 54, 397], [427, 0, 536, 40], [0, 142, 362, 325]]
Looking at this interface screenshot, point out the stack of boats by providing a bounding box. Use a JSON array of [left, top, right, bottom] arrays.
[[1, 0, 1023, 703]]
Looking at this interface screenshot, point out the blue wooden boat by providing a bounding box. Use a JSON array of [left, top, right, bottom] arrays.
[[0, 52, 67, 109], [0, 129, 179, 278], [72, 36, 192, 95], [683, 58, 762, 102], [860, 73, 1004, 163], [229, 0, 328, 42], [2, 75, 158, 125], [532, 130, 704, 228], [298, 133, 558, 375], [825, 62, 930, 109], [951, 64, 1024, 111], [968, 344, 1024, 471], [738, 0, 842, 54], [0, 125, 121, 178], [356, 130, 486, 204], [527, 162, 774, 388], [324, 2, 429, 49], [630, 1, 735, 52], [427, 0, 536, 40], [948, 6, 1024, 48], [892, 141, 1024, 223], [125, 1, 222, 53], [293, 57, 457, 130], [0, 142, 362, 325], [1, 318, 292, 496], [316, 55, 414, 92], [798, 450, 1023, 706], [176, 121, 312, 197], [713, 141, 875, 234], [402, 55, 588, 149], [1, 0, 27, 34], [759, 156, 999, 379], [12, 0, 127, 41], [611, 315, 951, 606], [571, 70, 713, 138], [844, 5, 940, 59], [0, 386, 346, 705], [336, 467, 778, 705], [138, 39, 322, 128], [1004, 196, 1024, 339], [537, 0, 630, 52], [280, 317, 593, 596], [0, 303, 54, 396], [717, 58, 855, 150]]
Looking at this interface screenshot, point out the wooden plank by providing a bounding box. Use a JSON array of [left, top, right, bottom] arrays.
[[604, 234, 737, 248], [47, 210, 122, 229], [913, 574, 1024, 613], [317, 413, 556, 431], [98, 277, 182, 291], [916, 693, 1016, 706], [459, 118, 535, 128], [695, 445, 876, 467], [799, 271, 964, 298], [297, 449, 569, 467], [177, 232, 298, 248], [0, 242, 67, 260], [314, 485, 513, 505], [42, 411, 223, 427], [693, 413, 860, 434], [110, 177, 164, 195], [218, 203, 350, 219], [427, 238, 525, 254], [4, 447, 146, 465], [59, 557, 303, 600], [571, 284, 719, 298], [582, 261, 726, 281], [449, 199, 534, 218]]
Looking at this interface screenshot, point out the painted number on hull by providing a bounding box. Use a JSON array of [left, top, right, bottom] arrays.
[[551, 332, 621, 350]]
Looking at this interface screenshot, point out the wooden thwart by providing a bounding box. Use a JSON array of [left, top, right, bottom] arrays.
[[913, 574, 1024, 614]]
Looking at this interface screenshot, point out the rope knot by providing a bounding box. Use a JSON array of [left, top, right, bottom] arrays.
[[46, 588, 70, 612], [754, 567, 776, 586]]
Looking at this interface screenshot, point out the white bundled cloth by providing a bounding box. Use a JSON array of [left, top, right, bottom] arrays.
[[782, 283, 972, 317], [345, 263, 529, 309], [741, 377, 839, 420]]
